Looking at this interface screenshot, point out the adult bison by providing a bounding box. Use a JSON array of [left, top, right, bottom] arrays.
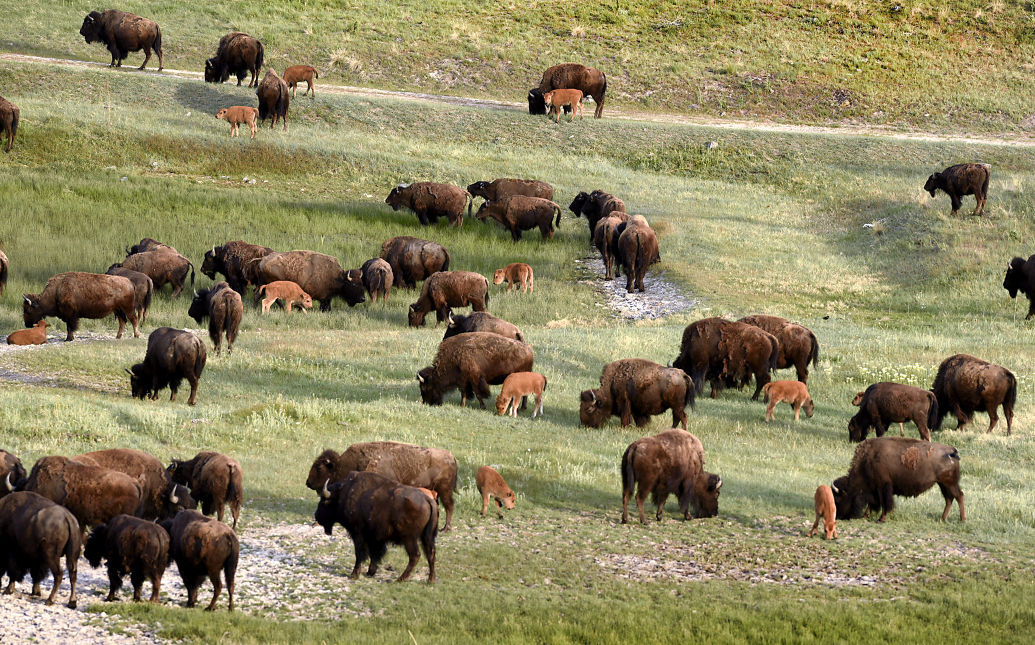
[[250, 250, 364, 311], [205, 32, 264, 87], [0, 96, 17, 153], [23, 456, 143, 535], [256, 68, 289, 131], [467, 178, 554, 202], [306, 441, 458, 531], [442, 312, 524, 344], [74, 448, 193, 522], [672, 317, 779, 400], [580, 359, 694, 430], [84, 514, 169, 603], [385, 182, 472, 227], [924, 163, 990, 216], [832, 436, 964, 522], [1, 450, 27, 497], [593, 213, 629, 280], [167, 451, 243, 530], [569, 190, 626, 239], [128, 327, 207, 406], [538, 63, 607, 118], [106, 265, 153, 325], [188, 282, 243, 355], [119, 244, 195, 297], [931, 354, 1016, 435], [360, 258, 393, 303], [161, 510, 238, 611], [379, 236, 450, 289], [417, 332, 533, 408], [621, 429, 721, 524], [23, 272, 138, 341], [617, 215, 660, 293], [408, 271, 489, 327], [738, 314, 820, 383], [849, 382, 937, 442], [0, 491, 81, 608], [1003, 254, 1035, 319], [201, 241, 274, 295], [476, 196, 562, 241], [80, 9, 163, 71], [527, 88, 547, 115]]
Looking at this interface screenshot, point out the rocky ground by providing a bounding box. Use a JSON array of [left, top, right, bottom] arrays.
[[575, 256, 698, 321]]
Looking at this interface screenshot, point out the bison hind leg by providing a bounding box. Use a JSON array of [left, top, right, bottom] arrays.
[[367, 541, 388, 577], [396, 538, 421, 582]]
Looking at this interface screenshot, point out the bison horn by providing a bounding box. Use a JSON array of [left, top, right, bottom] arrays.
[[169, 487, 179, 504], [321, 479, 331, 499], [211, 245, 216, 255], [417, 372, 425, 384], [714, 477, 722, 490], [831, 483, 840, 494], [22, 295, 31, 305], [588, 390, 596, 403], [447, 314, 454, 327], [193, 289, 198, 297], [2, 473, 11, 492], [124, 368, 134, 376]]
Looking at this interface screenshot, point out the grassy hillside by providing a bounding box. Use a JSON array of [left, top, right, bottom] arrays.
[[4, 1, 1035, 131], [1, 58, 1035, 643]]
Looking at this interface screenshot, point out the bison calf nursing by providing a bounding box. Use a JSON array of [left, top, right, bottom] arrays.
[[537, 63, 607, 118], [621, 429, 721, 524]]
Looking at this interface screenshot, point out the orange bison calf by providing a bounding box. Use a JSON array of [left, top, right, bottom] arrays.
[[496, 371, 547, 418], [807, 485, 837, 539], [476, 466, 515, 518], [258, 280, 313, 313], [216, 106, 258, 139], [283, 65, 318, 98], [543, 89, 584, 123], [762, 380, 814, 422], [493, 263, 534, 293], [6, 320, 48, 345]]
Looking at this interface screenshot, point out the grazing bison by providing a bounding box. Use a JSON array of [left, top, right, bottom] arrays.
[[106, 265, 153, 325], [167, 451, 243, 530], [256, 68, 289, 131], [476, 466, 516, 518], [417, 332, 534, 408], [539, 63, 607, 118], [1003, 254, 1035, 319], [0, 491, 80, 607], [493, 262, 534, 293], [23, 456, 143, 534], [738, 314, 820, 383], [527, 88, 546, 115], [74, 448, 193, 522], [119, 246, 195, 297], [250, 250, 364, 311], [1, 450, 27, 497], [621, 429, 721, 524], [408, 271, 489, 327], [580, 358, 694, 430], [672, 317, 779, 400], [443, 312, 524, 344], [0, 97, 17, 153], [84, 514, 169, 603], [569, 190, 626, 239], [80, 9, 162, 71], [476, 195, 562, 241], [849, 382, 937, 442], [808, 485, 837, 539], [496, 372, 546, 418], [6, 320, 48, 346], [924, 163, 990, 216], [832, 437, 964, 522], [617, 215, 660, 293], [315, 471, 438, 583], [188, 282, 243, 355], [128, 327, 207, 406], [23, 272, 138, 341], [931, 354, 1016, 435], [306, 442, 458, 531], [385, 182, 472, 227], [258, 280, 312, 313], [467, 178, 553, 203], [379, 236, 450, 289], [283, 64, 318, 97], [201, 241, 275, 295], [360, 258, 393, 303], [161, 510, 238, 611], [205, 32, 264, 87], [594, 213, 630, 280], [762, 380, 814, 422]]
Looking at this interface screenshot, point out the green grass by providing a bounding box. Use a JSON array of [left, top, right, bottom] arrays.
[[1, 57, 1035, 643]]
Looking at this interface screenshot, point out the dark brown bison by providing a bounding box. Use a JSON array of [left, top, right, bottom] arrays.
[[476, 195, 562, 241], [738, 314, 820, 383], [188, 282, 243, 355], [593, 213, 630, 280], [125, 237, 171, 255], [379, 236, 450, 289], [467, 178, 554, 202], [527, 88, 547, 115], [105, 265, 153, 325], [385, 182, 472, 227], [832, 437, 964, 522], [74, 449, 193, 522], [621, 429, 720, 524], [931, 354, 1016, 435], [168, 451, 243, 530], [23, 456, 143, 535], [1003, 254, 1035, 319], [408, 271, 489, 327], [1, 450, 27, 498], [84, 514, 169, 603], [849, 382, 937, 442], [417, 332, 533, 408], [360, 258, 393, 303], [256, 68, 289, 131], [205, 32, 264, 87], [250, 250, 364, 311], [569, 190, 626, 239], [0, 96, 17, 153], [0, 491, 80, 607], [672, 317, 779, 400], [617, 215, 660, 293], [924, 163, 990, 216], [201, 241, 274, 295], [80, 10, 162, 70], [539, 63, 607, 118], [315, 471, 438, 583], [442, 312, 524, 344], [23, 272, 138, 341], [306, 442, 458, 531], [119, 245, 195, 297], [128, 327, 207, 406], [580, 358, 694, 429], [161, 510, 238, 611]]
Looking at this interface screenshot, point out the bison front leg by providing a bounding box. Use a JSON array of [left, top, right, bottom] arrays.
[[938, 482, 965, 522], [949, 194, 962, 215], [106, 565, 123, 601], [750, 374, 768, 401], [64, 317, 79, 341]]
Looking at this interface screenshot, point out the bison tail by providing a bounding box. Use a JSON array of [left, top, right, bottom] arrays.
[[620, 443, 636, 499], [64, 512, 82, 564], [9, 107, 17, 149], [188, 261, 196, 290], [483, 277, 489, 307], [553, 202, 562, 228], [314, 69, 320, 79], [154, 25, 163, 56], [465, 191, 473, 218], [682, 371, 696, 410], [441, 249, 451, 273], [1004, 371, 1018, 413], [226, 463, 240, 506], [255, 41, 265, 75], [927, 393, 939, 434], [767, 337, 779, 374], [809, 332, 820, 368]]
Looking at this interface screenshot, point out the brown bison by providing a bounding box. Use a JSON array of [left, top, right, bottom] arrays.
[[543, 89, 584, 122], [493, 262, 534, 293], [594, 213, 629, 280], [216, 106, 258, 139], [467, 178, 553, 202], [924, 163, 990, 216], [205, 32, 264, 87], [250, 250, 364, 311], [23, 272, 138, 341], [580, 358, 694, 429], [808, 485, 838, 539], [80, 10, 162, 71], [1, 450, 27, 497], [360, 258, 393, 303], [128, 327, 207, 406], [167, 451, 243, 530], [931, 354, 1016, 435], [408, 271, 489, 327], [762, 380, 814, 422], [617, 215, 660, 293], [23, 456, 143, 535], [569, 190, 626, 239], [189, 282, 243, 355], [125, 238, 170, 255], [832, 437, 964, 522], [1003, 254, 1035, 319], [496, 372, 546, 418], [258, 281, 312, 313], [6, 320, 48, 346], [306, 442, 458, 531], [738, 314, 820, 383], [256, 68, 289, 131], [201, 241, 275, 295], [161, 510, 238, 611], [476, 196, 562, 241], [538, 63, 607, 118], [527, 88, 547, 115], [0, 97, 17, 153], [672, 317, 779, 400], [0, 249, 7, 295], [84, 514, 169, 603], [74, 448, 193, 523], [283, 64, 318, 97], [442, 311, 524, 344], [315, 471, 438, 583], [105, 265, 153, 325], [0, 491, 81, 607], [385, 182, 471, 227], [849, 382, 937, 442], [621, 429, 721, 524], [120, 243, 195, 297], [379, 236, 450, 289], [476, 466, 516, 518], [417, 332, 534, 408]]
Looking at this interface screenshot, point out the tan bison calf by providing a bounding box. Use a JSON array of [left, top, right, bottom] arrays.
[[258, 280, 313, 313], [807, 485, 837, 539], [216, 106, 258, 139], [493, 263, 534, 293], [6, 320, 48, 345], [762, 380, 814, 422], [283, 65, 318, 97], [496, 371, 547, 418], [543, 89, 584, 123], [476, 466, 516, 518]]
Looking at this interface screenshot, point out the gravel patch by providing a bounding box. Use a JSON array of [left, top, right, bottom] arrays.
[[575, 256, 698, 321]]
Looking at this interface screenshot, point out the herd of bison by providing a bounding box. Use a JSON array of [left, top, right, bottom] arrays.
[[0, 5, 1030, 619]]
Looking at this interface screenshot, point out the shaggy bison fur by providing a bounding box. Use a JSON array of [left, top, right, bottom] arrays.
[[379, 236, 450, 289], [538, 63, 607, 118], [385, 182, 472, 227], [672, 317, 778, 401], [931, 354, 1016, 435], [580, 358, 694, 430], [738, 314, 820, 383], [205, 32, 264, 87], [924, 162, 990, 216], [256, 68, 289, 131], [408, 271, 489, 327], [80, 9, 162, 70], [467, 178, 553, 202], [417, 332, 533, 408], [476, 195, 562, 241], [188, 282, 243, 355], [621, 429, 721, 524], [849, 382, 937, 442], [23, 272, 138, 341]]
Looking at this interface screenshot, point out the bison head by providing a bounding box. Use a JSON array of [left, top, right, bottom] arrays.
[[83, 523, 108, 568], [187, 289, 210, 323], [692, 473, 722, 518], [923, 173, 940, 197], [204, 58, 221, 83], [314, 479, 344, 535], [847, 412, 870, 442], [578, 389, 611, 427], [568, 191, 590, 216], [200, 247, 221, 280], [417, 367, 443, 405], [385, 186, 409, 211], [528, 88, 546, 115], [305, 449, 341, 491], [339, 270, 365, 307], [466, 181, 491, 198], [127, 363, 154, 400], [802, 397, 815, 418], [831, 476, 867, 520], [162, 483, 197, 519], [166, 459, 192, 485], [1003, 257, 1027, 298], [408, 304, 428, 327], [474, 201, 492, 221], [80, 11, 103, 43], [21, 294, 44, 327]]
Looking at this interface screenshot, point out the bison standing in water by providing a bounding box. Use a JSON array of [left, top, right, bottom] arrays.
[[672, 317, 778, 400], [580, 359, 694, 430], [23, 272, 139, 341], [538, 63, 607, 118], [80, 10, 163, 71], [931, 354, 1016, 435], [205, 32, 264, 87], [621, 429, 721, 524]]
